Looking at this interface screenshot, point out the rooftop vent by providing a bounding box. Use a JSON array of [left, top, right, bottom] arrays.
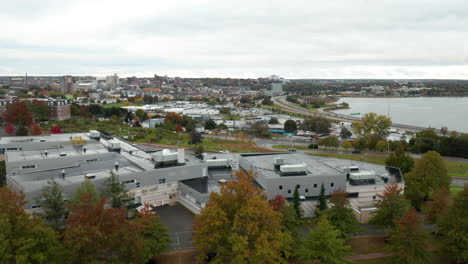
[[349, 171, 376, 185], [85, 173, 96, 179], [279, 163, 307, 176], [108, 140, 121, 153], [273, 157, 285, 169], [206, 158, 232, 169]]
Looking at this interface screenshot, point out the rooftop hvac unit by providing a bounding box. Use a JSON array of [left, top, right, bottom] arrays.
[[89, 130, 100, 139], [85, 173, 96, 179], [177, 148, 185, 164], [108, 140, 121, 151], [206, 158, 231, 169], [349, 171, 376, 185], [279, 163, 307, 176], [153, 149, 179, 163], [273, 157, 285, 169]]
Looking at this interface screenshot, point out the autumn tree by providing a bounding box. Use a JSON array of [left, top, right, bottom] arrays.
[[404, 151, 450, 208], [164, 112, 183, 126], [193, 170, 293, 264], [102, 172, 134, 208], [436, 186, 468, 263], [36, 180, 68, 230], [3, 101, 33, 127], [318, 135, 340, 149], [325, 189, 361, 237], [4, 122, 15, 135], [189, 131, 203, 145], [353, 112, 392, 147], [292, 185, 304, 218], [50, 124, 62, 134], [315, 183, 327, 216], [297, 217, 350, 264], [28, 122, 43, 136], [0, 186, 65, 263], [388, 209, 431, 264], [133, 204, 170, 262], [63, 194, 142, 264], [425, 187, 450, 224], [369, 183, 410, 231], [385, 148, 415, 174], [342, 140, 352, 150], [27, 99, 50, 121], [300, 115, 331, 134], [374, 140, 388, 152]]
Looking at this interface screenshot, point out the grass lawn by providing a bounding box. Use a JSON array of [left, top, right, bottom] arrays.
[[450, 186, 464, 196], [272, 145, 310, 151], [101, 102, 143, 108], [308, 153, 468, 177]]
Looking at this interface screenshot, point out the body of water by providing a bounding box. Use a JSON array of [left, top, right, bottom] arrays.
[[334, 97, 468, 133]]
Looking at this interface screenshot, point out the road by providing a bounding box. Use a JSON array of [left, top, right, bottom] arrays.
[[273, 96, 438, 133]]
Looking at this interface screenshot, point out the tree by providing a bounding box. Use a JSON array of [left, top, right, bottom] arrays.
[[3, 101, 33, 126], [425, 187, 450, 224], [262, 96, 273, 105], [87, 104, 103, 117], [374, 140, 388, 152], [352, 138, 368, 151], [353, 112, 392, 146], [28, 122, 42, 136], [27, 100, 49, 121], [71, 179, 99, 205], [292, 185, 304, 218], [385, 148, 415, 174], [388, 209, 431, 264], [325, 189, 361, 237], [318, 135, 340, 149], [4, 122, 15, 135], [342, 140, 352, 150], [440, 126, 448, 136], [193, 170, 293, 264], [189, 131, 203, 145], [297, 217, 350, 264], [204, 120, 217, 130], [250, 121, 271, 138], [217, 123, 228, 130], [134, 204, 170, 261], [135, 109, 148, 122], [164, 112, 183, 126], [63, 195, 141, 264], [315, 183, 327, 216], [300, 115, 331, 134], [50, 125, 62, 134], [404, 151, 449, 208], [102, 172, 134, 209], [36, 180, 68, 230], [436, 186, 468, 263], [16, 126, 28, 136], [340, 127, 352, 138], [369, 183, 409, 230], [268, 117, 279, 124], [194, 144, 205, 157], [0, 186, 65, 263], [284, 119, 297, 133]]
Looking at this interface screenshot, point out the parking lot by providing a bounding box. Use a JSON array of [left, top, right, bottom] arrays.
[[154, 204, 195, 250]]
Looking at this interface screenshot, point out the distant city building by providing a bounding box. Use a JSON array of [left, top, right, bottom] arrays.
[[106, 73, 119, 88], [60, 75, 74, 94]]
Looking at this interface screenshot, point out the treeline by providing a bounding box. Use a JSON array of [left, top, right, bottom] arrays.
[[0, 174, 170, 263], [409, 129, 468, 158]]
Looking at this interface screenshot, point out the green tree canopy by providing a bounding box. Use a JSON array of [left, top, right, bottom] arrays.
[[385, 149, 415, 174], [284, 120, 297, 133], [292, 185, 304, 218], [102, 172, 134, 208], [315, 183, 328, 216], [369, 183, 410, 230], [352, 112, 392, 146], [404, 151, 449, 208], [388, 208, 431, 264], [300, 115, 331, 134], [71, 179, 99, 205], [0, 186, 65, 263], [436, 186, 468, 263], [325, 189, 361, 238], [193, 170, 293, 264], [297, 217, 351, 264], [36, 179, 68, 230], [204, 120, 217, 130]]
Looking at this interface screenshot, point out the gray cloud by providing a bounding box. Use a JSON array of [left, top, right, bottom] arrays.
[[0, 0, 467, 78]]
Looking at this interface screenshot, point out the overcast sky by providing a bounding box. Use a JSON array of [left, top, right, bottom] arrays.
[[1, 0, 468, 78]]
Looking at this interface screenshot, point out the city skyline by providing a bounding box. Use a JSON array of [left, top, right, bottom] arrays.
[[1, 0, 468, 79]]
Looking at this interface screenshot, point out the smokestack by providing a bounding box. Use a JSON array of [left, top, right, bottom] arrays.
[[61, 170, 65, 180], [115, 161, 119, 172]]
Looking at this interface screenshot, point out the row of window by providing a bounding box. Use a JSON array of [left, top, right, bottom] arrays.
[[279, 182, 334, 192]]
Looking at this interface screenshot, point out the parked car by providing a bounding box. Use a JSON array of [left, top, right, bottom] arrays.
[[288, 148, 296, 152], [352, 150, 361, 154]]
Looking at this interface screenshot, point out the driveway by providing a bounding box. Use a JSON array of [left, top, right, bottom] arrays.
[[154, 204, 195, 250]]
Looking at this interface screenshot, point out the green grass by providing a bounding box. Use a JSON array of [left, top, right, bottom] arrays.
[[272, 145, 310, 151], [450, 186, 464, 196], [102, 102, 142, 108], [308, 153, 468, 177]]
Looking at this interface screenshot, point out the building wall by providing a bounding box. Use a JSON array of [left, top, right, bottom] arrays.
[[347, 183, 405, 207], [128, 182, 178, 207]]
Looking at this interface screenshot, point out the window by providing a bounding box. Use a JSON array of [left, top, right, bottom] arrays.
[[7, 147, 18, 151], [158, 178, 166, 184], [135, 182, 141, 188], [31, 204, 41, 209], [134, 196, 141, 203], [305, 188, 309, 193], [330, 183, 334, 187], [296, 185, 300, 189], [123, 179, 135, 184], [196, 200, 202, 206], [287, 190, 291, 194], [373, 196, 376, 200], [279, 185, 283, 190], [21, 165, 36, 169], [314, 184, 318, 188]]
